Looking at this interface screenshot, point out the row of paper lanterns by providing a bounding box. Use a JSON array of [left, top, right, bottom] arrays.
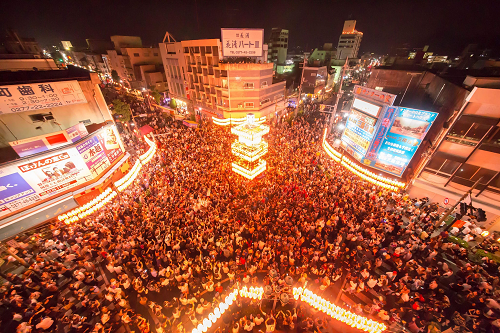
[[192, 286, 386, 333], [300, 288, 387, 333], [58, 188, 117, 224]]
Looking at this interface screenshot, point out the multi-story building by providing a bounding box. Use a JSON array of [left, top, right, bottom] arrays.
[[366, 67, 500, 228], [410, 76, 500, 229], [267, 28, 289, 66], [0, 66, 131, 239], [160, 38, 286, 120], [106, 36, 167, 91], [0, 29, 43, 58], [337, 20, 363, 60]]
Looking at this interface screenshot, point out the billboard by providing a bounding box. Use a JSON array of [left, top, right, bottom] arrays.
[[353, 85, 396, 106], [0, 80, 87, 114], [0, 125, 124, 218], [363, 107, 438, 176], [341, 110, 377, 157], [221, 28, 264, 57], [352, 98, 382, 118]]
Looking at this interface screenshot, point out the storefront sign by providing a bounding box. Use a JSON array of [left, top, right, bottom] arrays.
[[0, 80, 87, 114], [353, 85, 396, 106]]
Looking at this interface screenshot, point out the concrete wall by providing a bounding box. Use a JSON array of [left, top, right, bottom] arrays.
[[0, 58, 58, 71]]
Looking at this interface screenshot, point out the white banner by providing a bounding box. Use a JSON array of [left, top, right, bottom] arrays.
[[0, 80, 87, 114]]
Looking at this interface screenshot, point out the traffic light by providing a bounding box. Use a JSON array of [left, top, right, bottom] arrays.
[[477, 208, 487, 222], [459, 202, 467, 215]]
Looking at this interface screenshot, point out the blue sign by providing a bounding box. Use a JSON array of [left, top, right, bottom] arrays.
[[340, 110, 376, 158], [0, 173, 36, 204], [366, 107, 438, 176]]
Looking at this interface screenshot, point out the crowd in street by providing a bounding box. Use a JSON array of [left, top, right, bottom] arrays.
[[2, 111, 500, 333]]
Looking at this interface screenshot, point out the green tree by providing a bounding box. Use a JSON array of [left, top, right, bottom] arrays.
[[170, 99, 177, 109], [151, 89, 162, 104], [111, 70, 120, 82], [112, 99, 131, 122]]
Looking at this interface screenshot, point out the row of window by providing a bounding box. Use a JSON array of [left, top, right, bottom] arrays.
[[243, 82, 268, 89], [425, 157, 500, 189], [133, 52, 158, 57]]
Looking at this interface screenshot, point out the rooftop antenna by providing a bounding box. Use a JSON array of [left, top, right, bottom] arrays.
[[163, 32, 177, 43]]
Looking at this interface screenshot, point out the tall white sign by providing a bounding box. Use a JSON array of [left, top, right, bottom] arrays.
[[221, 28, 264, 57]]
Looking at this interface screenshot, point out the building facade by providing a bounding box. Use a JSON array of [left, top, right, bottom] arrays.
[[160, 38, 286, 120], [0, 66, 130, 239], [106, 36, 167, 91], [410, 77, 500, 229], [267, 28, 289, 65], [337, 20, 363, 60]]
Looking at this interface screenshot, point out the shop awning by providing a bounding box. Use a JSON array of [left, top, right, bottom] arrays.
[[139, 125, 154, 136]]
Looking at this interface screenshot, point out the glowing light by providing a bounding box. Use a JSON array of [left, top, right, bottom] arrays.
[[482, 231, 489, 237], [322, 138, 405, 190]]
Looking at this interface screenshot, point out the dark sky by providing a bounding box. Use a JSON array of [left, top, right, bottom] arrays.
[[2, 0, 500, 56]]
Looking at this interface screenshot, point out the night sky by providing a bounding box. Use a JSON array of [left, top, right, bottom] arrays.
[[2, 0, 500, 56]]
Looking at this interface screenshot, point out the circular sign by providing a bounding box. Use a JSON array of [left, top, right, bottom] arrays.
[[444, 198, 449, 205]]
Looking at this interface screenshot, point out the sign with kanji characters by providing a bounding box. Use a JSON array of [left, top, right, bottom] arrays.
[[353, 85, 396, 106], [341, 110, 377, 157], [76, 135, 110, 178], [0, 124, 123, 219], [366, 107, 438, 176], [221, 28, 264, 57], [0, 80, 87, 114]]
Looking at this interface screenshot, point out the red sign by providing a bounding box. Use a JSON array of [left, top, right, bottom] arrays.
[[444, 198, 449, 205], [353, 85, 396, 106]]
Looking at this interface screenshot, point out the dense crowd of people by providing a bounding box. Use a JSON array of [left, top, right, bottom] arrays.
[[1, 108, 500, 333]]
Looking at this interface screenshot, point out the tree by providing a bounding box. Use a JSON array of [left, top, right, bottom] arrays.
[[170, 99, 177, 109], [111, 70, 120, 82], [151, 89, 162, 104], [112, 99, 131, 122]]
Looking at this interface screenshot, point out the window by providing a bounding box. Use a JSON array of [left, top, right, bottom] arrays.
[[464, 123, 490, 141], [244, 102, 254, 108], [449, 118, 474, 137], [237, 103, 243, 109], [29, 112, 54, 122], [260, 98, 270, 105], [133, 53, 140, 57], [439, 159, 461, 175], [427, 156, 446, 171], [471, 167, 497, 183], [243, 82, 254, 89], [184, 47, 189, 53], [455, 164, 479, 180], [261, 81, 268, 88]]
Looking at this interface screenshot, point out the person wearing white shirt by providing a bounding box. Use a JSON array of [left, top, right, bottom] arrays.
[[36, 317, 54, 330]]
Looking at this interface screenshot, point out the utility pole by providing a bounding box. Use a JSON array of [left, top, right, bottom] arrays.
[[327, 57, 348, 135], [434, 177, 483, 228]]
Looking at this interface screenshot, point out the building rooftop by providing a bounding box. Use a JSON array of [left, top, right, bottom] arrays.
[[0, 65, 91, 85]]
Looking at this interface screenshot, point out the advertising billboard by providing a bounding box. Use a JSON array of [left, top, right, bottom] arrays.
[[221, 28, 264, 57], [341, 110, 377, 157], [0, 80, 87, 114], [363, 107, 438, 176], [353, 85, 396, 106], [352, 98, 382, 118], [0, 125, 124, 218]]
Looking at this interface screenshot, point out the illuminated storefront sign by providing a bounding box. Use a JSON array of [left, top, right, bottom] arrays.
[[363, 107, 438, 176], [353, 85, 396, 106], [352, 98, 382, 117], [221, 28, 264, 57], [0, 80, 87, 114], [341, 110, 376, 157]]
